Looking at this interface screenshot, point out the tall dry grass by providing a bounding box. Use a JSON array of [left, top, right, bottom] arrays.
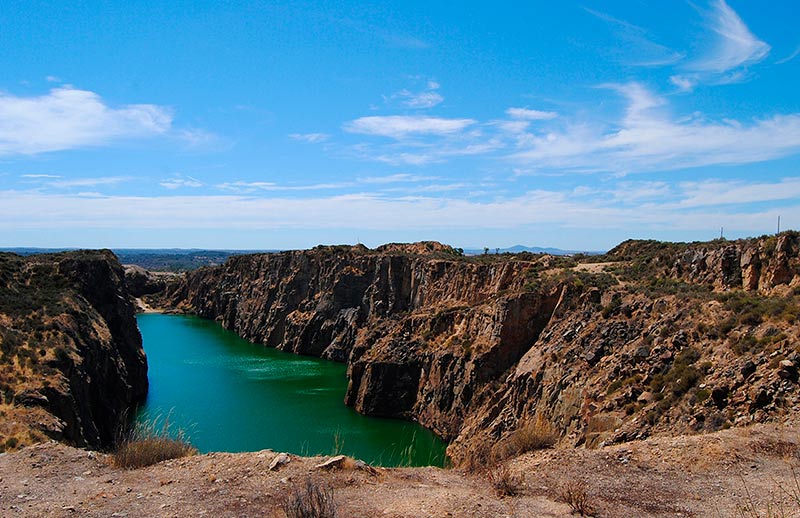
[[113, 415, 197, 469]]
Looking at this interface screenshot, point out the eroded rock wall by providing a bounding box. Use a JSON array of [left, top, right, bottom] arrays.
[[166, 234, 800, 463]]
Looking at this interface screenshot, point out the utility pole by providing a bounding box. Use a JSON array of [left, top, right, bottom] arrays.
[[720, 227, 724, 240], [777, 215, 781, 234]]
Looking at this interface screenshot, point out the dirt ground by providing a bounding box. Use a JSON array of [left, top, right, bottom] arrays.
[[1, 423, 799, 517]]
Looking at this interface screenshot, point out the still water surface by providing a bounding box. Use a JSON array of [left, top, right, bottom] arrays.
[[136, 313, 447, 466]]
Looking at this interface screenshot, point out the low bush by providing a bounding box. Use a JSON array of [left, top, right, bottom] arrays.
[[558, 480, 597, 516], [487, 463, 525, 497]]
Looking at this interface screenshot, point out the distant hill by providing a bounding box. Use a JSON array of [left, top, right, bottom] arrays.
[[0, 248, 277, 272], [462, 244, 603, 256], [1, 243, 602, 270]]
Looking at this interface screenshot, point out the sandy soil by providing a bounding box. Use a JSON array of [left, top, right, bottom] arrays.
[[1, 424, 798, 517]]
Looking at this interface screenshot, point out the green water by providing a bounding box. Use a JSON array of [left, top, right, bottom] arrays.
[[135, 313, 447, 466]]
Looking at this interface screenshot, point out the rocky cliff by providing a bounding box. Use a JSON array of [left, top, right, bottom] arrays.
[[0, 250, 148, 450], [165, 234, 800, 463]]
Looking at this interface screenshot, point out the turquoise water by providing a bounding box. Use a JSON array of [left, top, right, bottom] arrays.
[[135, 313, 447, 466]]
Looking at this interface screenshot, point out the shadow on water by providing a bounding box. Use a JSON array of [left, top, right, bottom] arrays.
[[136, 313, 448, 467]]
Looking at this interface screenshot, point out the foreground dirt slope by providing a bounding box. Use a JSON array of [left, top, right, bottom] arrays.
[[2, 424, 799, 517]]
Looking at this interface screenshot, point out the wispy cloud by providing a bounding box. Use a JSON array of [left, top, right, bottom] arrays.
[[584, 7, 684, 67], [216, 181, 350, 193], [176, 128, 219, 147], [160, 175, 203, 190], [776, 46, 800, 65], [289, 132, 330, 143], [358, 174, 439, 184], [47, 176, 133, 188], [389, 81, 444, 109], [505, 107, 558, 121], [21, 174, 61, 179], [0, 87, 172, 156], [669, 75, 696, 92], [343, 115, 475, 139], [2, 176, 796, 236], [675, 178, 800, 208], [511, 82, 800, 173], [682, 0, 770, 86]]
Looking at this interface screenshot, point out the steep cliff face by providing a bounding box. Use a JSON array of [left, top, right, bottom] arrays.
[[0, 251, 148, 450], [166, 234, 800, 463], [449, 233, 800, 462], [166, 244, 564, 438]]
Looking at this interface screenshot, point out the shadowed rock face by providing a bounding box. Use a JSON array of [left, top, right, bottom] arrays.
[[0, 250, 148, 449], [164, 234, 800, 463]]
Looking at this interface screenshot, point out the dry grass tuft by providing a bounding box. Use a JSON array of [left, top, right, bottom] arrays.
[[281, 478, 337, 518], [112, 417, 197, 469], [487, 463, 525, 497], [459, 437, 495, 473], [494, 415, 559, 461], [558, 480, 597, 517]]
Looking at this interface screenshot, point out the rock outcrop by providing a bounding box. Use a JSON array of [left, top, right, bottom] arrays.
[[0, 250, 148, 450], [165, 233, 800, 463]]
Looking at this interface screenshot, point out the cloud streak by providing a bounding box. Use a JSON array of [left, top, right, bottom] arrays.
[[506, 108, 558, 121], [2, 176, 795, 236], [343, 115, 475, 139]]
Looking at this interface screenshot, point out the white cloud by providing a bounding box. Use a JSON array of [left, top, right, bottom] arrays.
[[2, 177, 796, 236], [670, 75, 696, 92], [391, 81, 444, 109], [676, 178, 800, 208], [358, 174, 439, 184], [289, 133, 330, 143], [0, 87, 172, 156], [21, 174, 61, 179], [505, 108, 558, 121], [689, 0, 770, 74], [776, 46, 800, 65], [47, 176, 132, 188], [176, 128, 218, 147], [343, 116, 475, 139], [160, 175, 203, 189], [512, 83, 800, 173], [216, 181, 349, 193], [400, 90, 444, 109]]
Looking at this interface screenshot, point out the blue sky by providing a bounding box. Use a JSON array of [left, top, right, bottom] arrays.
[[1, 0, 799, 250]]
